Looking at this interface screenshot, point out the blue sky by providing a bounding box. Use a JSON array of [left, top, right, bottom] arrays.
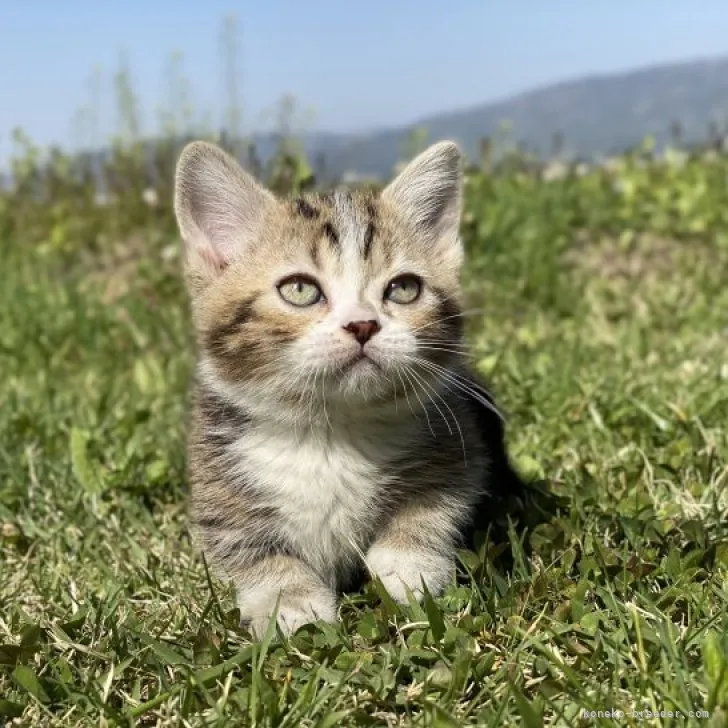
[[2, 1, 728, 160]]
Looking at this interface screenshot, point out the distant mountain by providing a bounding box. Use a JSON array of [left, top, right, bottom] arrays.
[[4, 56, 728, 190], [297, 56, 728, 180]]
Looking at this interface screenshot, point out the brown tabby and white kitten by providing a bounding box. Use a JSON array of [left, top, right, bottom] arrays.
[[173, 139, 524, 637]]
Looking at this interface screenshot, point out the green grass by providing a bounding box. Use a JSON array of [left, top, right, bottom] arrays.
[[2, 166, 728, 726]]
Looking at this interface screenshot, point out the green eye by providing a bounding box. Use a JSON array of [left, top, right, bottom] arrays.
[[385, 275, 422, 304], [277, 276, 323, 307]]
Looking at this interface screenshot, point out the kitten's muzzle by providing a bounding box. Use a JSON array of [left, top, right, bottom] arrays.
[[342, 319, 381, 346]]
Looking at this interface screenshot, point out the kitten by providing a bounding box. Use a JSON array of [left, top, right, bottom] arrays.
[[173, 139, 525, 637]]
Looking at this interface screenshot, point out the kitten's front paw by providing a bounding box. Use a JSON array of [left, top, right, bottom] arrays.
[[365, 544, 453, 603], [240, 587, 338, 638]]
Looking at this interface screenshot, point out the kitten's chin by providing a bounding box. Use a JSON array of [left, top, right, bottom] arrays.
[[336, 365, 388, 399], [321, 354, 393, 402], [341, 351, 379, 374]]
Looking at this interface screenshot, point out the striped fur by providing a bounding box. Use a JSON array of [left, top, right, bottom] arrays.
[[174, 140, 524, 637]]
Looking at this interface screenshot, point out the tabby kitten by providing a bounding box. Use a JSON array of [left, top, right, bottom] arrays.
[[174, 139, 524, 637]]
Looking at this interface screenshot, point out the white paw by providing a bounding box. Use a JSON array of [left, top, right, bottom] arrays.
[[240, 587, 338, 638], [365, 545, 453, 603]]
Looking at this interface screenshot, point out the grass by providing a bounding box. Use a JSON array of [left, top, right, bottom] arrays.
[[1, 150, 728, 727]]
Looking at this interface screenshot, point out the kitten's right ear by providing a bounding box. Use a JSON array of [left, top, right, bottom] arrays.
[[174, 141, 275, 276]]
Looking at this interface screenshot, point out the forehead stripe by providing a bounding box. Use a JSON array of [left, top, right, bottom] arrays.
[[295, 198, 320, 219], [362, 199, 376, 259], [322, 221, 340, 250]]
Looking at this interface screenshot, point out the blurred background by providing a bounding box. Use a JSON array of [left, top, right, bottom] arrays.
[[4, 1, 728, 188], [3, 0, 728, 268]]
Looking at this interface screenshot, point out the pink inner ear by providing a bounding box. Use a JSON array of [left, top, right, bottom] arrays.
[[197, 244, 228, 274]]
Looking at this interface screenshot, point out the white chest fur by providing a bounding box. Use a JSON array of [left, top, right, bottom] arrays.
[[229, 422, 403, 577]]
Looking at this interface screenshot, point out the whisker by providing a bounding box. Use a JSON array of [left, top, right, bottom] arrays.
[[389, 373, 399, 414], [400, 366, 435, 438], [410, 357, 505, 422], [406, 367, 452, 436], [288, 369, 308, 443], [395, 369, 417, 420], [405, 367, 469, 466], [409, 307, 487, 335], [320, 370, 333, 432], [310, 369, 322, 430], [415, 339, 471, 348], [416, 345, 475, 359], [298, 366, 316, 435]]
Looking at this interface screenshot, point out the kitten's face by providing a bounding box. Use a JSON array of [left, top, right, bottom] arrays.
[[175, 141, 465, 412]]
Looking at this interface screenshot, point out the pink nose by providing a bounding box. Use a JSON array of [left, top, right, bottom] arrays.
[[343, 319, 380, 345]]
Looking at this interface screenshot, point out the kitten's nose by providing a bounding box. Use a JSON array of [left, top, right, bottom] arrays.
[[343, 319, 381, 345]]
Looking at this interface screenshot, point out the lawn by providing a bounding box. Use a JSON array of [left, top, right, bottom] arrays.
[[1, 143, 727, 726]]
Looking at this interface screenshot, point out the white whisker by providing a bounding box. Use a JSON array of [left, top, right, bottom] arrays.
[[409, 307, 486, 335], [416, 345, 475, 359], [395, 368, 417, 420], [409, 357, 505, 422], [406, 367, 452, 436], [405, 367, 468, 466], [400, 366, 435, 437]]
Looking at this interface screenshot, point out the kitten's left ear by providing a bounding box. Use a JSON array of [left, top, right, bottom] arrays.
[[382, 141, 463, 264]]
